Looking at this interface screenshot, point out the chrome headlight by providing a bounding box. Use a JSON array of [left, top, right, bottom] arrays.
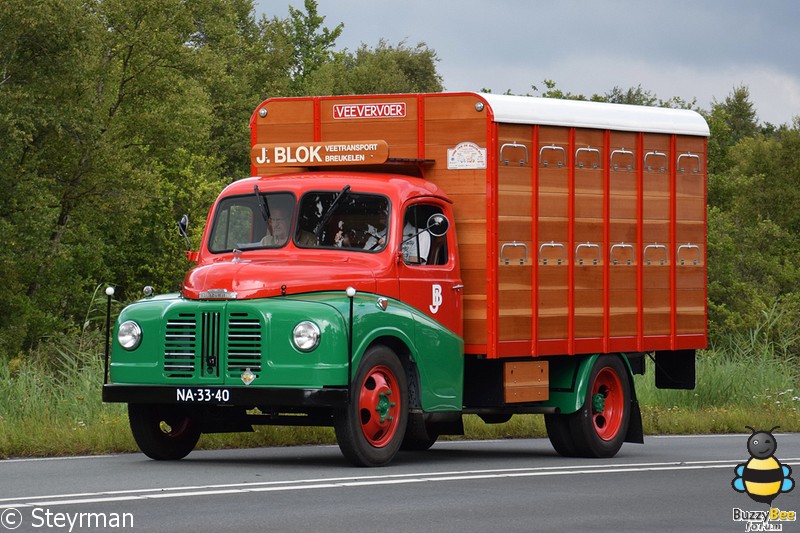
[[118, 320, 142, 350], [292, 321, 320, 352]]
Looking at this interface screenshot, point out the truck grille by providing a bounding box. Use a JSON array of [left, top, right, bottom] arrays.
[[226, 313, 263, 375], [162, 310, 263, 379], [164, 314, 197, 377], [201, 311, 222, 377]]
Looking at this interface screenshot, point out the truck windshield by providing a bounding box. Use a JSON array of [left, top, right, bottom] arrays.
[[207, 189, 390, 253], [296, 191, 389, 251], [208, 192, 296, 252]]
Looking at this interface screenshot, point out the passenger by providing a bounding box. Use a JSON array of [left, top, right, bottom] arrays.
[[363, 210, 388, 250], [401, 221, 431, 263], [333, 220, 351, 247]]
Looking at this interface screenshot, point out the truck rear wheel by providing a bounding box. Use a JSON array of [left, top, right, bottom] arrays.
[[544, 413, 579, 457], [569, 355, 630, 458], [335, 345, 408, 466], [128, 404, 201, 460]]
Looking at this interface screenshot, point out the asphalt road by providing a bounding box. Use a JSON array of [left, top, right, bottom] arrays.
[[1, 434, 799, 532]]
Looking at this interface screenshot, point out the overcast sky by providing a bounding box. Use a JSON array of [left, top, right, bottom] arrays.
[[256, 1, 799, 126]]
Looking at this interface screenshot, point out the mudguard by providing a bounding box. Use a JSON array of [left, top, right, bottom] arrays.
[[287, 292, 464, 412]]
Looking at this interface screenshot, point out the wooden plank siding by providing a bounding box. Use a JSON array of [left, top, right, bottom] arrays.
[[250, 93, 708, 358]]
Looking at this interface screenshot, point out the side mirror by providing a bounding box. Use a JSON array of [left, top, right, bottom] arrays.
[[178, 214, 191, 250], [426, 213, 450, 237]]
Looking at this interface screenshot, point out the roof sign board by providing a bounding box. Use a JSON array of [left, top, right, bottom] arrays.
[[332, 102, 407, 120], [251, 141, 389, 168]]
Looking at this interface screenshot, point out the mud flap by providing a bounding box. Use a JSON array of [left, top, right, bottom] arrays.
[[621, 354, 644, 444], [625, 398, 644, 444], [424, 411, 464, 436]]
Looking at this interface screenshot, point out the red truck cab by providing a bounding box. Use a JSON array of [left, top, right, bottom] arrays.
[[183, 173, 463, 335]]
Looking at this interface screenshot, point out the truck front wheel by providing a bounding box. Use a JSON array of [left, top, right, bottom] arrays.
[[335, 345, 408, 466], [128, 404, 201, 460]]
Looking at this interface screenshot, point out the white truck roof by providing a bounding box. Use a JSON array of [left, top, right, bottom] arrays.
[[480, 93, 710, 137]]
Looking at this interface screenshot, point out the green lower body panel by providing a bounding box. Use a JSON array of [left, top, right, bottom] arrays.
[[108, 293, 464, 415], [537, 354, 599, 414]]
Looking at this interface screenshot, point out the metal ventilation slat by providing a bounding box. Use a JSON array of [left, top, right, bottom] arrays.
[[164, 313, 196, 377], [227, 313, 262, 375]]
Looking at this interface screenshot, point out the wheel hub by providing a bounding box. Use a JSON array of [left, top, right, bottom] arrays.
[[592, 392, 606, 414], [376, 390, 395, 423]]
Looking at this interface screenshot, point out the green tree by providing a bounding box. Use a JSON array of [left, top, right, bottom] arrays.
[[0, 0, 112, 355], [304, 40, 443, 95], [187, 0, 295, 181], [600, 85, 697, 110], [529, 79, 587, 100], [0, 0, 446, 360], [500, 80, 697, 110], [286, 0, 343, 94], [704, 85, 760, 175], [705, 111, 800, 344], [0, 0, 294, 357], [714, 85, 759, 143]]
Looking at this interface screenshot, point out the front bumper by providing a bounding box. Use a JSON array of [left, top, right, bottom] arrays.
[[102, 384, 349, 407]]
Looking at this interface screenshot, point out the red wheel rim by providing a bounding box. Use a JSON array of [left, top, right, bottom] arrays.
[[358, 365, 401, 447], [590, 367, 624, 441]]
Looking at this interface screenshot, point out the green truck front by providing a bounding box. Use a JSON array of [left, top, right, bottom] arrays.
[[103, 173, 465, 466]]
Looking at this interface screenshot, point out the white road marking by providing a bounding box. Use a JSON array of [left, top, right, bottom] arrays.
[[2, 458, 799, 509], [651, 433, 792, 439], [0, 455, 117, 464]]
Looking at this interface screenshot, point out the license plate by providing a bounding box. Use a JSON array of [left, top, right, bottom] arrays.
[[176, 388, 231, 403]]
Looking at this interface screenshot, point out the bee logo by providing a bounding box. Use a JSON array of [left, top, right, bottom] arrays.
[[732, 426, 794, 505]]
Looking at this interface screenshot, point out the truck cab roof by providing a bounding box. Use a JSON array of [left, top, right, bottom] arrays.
[[219, 171, 451, 203]]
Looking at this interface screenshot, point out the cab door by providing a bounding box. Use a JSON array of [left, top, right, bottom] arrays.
[[397, 201, 463, 337]]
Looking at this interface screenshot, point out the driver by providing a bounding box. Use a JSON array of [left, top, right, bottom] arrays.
[[261, 205, 316, 246]]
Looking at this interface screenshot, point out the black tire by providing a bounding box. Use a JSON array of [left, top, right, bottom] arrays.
[[568, 355, 631, 458], [545, 413, 579, 457], [334, 345, 408, 466], [128, 404, 201, 460], [400, 412, 438, 451]]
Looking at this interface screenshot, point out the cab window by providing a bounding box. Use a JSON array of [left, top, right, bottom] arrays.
[[402, 204, 448, 266], [296, 189, 389, 252], [208, 192, 295, 252]]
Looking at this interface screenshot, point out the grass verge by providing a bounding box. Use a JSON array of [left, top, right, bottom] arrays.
[[1, 333, 798, 458]]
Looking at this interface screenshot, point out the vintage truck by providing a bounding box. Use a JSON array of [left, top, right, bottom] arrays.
[[103, 92, 709, 466]]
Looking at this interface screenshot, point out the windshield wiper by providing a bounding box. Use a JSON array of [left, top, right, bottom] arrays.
[[254, 185, 270, 221], [314, 185, 350, 239]]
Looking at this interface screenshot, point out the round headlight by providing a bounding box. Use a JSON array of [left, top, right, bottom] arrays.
[[292, 321, 320, 352], [118, 320, 142, 350]]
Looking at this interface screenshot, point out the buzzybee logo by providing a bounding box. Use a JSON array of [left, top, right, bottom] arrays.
[[731, 427, 796, 532], [732, 426, 794, 504]]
